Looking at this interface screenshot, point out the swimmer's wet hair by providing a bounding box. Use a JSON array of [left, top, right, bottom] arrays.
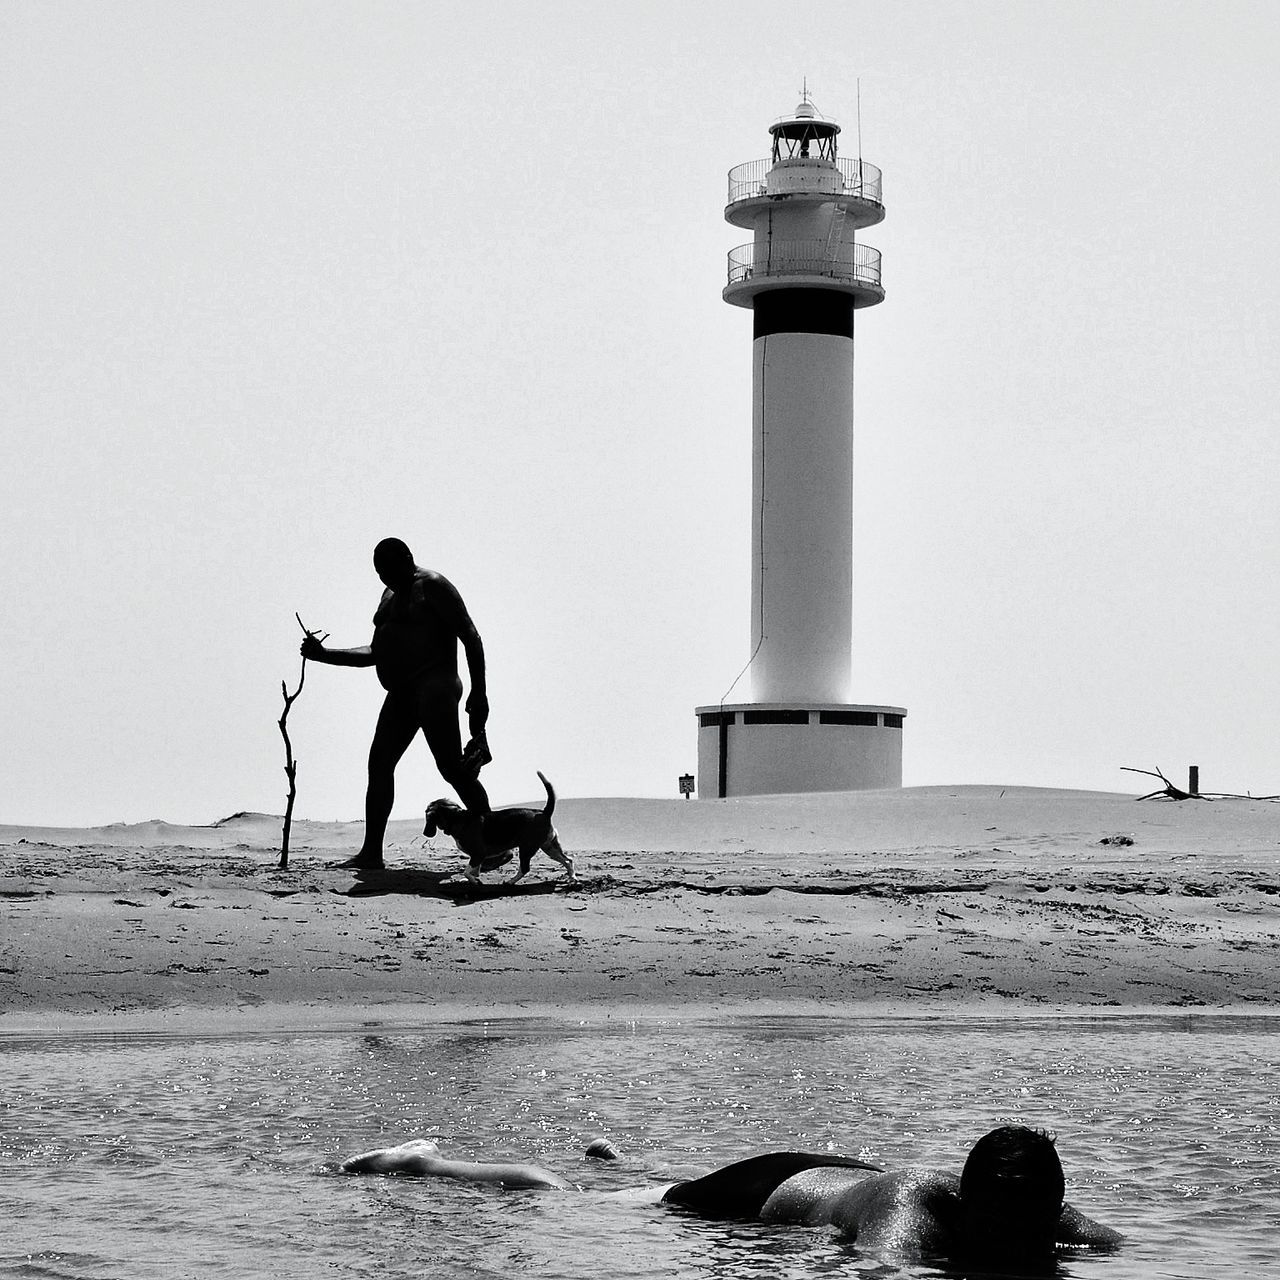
[[960, 1126, 1065, 1210]]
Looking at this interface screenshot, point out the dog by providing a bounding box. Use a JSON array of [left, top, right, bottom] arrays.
[[423, 771, 575, 885]]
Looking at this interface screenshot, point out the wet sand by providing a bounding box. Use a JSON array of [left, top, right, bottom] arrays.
[[2, 785, 1278, 1032]]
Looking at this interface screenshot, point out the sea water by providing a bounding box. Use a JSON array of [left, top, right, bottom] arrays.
[[2, 1014, 1277, 1279]]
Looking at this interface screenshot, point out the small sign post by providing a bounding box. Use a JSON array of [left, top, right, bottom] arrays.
[[678, 773, 695, 800]]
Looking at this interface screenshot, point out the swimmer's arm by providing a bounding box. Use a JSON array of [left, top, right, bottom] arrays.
[[423, 1156, 569, 1190], [606, 1182, 678, 1204], [1057, 1202, 1123, 1249]]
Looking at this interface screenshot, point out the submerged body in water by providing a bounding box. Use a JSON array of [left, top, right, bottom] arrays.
[[343, 1126, 1122, 1266]]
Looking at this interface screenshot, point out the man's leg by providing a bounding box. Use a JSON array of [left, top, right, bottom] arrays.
[[450, 771, 491, 815], [417, 683, 491, 816], [342, 693, 419, 869]]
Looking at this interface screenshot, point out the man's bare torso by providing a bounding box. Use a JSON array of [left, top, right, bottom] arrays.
[[371, 569, 466, 692]]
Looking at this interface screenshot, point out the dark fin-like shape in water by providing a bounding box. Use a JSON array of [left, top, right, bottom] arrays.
[[661, 1151, 883, 1220]]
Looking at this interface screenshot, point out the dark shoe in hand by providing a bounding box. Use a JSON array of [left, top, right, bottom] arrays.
[[460, 731, 492, 778]]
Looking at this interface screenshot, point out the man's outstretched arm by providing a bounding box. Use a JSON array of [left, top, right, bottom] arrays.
[[300, 633, 376, 668]]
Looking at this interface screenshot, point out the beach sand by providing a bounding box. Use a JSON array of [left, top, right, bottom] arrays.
[[2, 785, 1278, 1032]]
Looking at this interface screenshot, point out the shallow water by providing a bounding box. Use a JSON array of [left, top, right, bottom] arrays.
[[2, 1014, 1278, 1279]]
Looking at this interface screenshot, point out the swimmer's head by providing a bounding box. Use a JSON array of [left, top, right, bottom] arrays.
[[373, 537, 415, 588], [958, 1126, 1065, 1261]]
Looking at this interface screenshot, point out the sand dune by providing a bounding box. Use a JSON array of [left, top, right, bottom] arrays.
[[2, 786, 1278, 1031]]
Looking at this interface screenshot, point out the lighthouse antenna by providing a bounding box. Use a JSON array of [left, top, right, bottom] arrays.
[[856, 77, 863, 159]]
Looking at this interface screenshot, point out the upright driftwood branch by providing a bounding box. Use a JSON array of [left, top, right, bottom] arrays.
[[279, 614, 327, 870], [278, 661, 305, 870]]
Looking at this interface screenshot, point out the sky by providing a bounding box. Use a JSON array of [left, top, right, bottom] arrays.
[[3, 0, 1279, 826]]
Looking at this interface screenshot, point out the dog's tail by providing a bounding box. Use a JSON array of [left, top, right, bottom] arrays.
[[537, 771, 555, 818]]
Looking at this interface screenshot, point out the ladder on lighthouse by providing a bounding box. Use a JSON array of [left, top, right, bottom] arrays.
[[824, 204, 847, 278]]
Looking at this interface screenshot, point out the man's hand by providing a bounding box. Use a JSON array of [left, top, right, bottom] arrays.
[[465, 690, 489, 728], [461, 730, 492, 779], [462, 690, 490, 777], [296, 614, 330, 662], [300, 633, 328, 661]]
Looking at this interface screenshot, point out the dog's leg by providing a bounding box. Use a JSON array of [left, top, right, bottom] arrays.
[[542, 831, 575, 882], [510, 846, 533, 884]]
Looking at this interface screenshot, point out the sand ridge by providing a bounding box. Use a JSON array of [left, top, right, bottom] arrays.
[[2, 786, 1278, 1029]]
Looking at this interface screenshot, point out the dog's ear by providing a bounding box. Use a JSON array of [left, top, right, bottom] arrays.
[[423, 809, 437, 838]]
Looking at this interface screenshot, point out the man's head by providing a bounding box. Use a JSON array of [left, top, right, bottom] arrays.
[[958, 1126, 1065, 1261], [373, 537, 415, 589]]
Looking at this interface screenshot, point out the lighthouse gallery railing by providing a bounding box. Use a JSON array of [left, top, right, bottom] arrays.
[[727, 157, 883, 206], [727, 240, 882, 290]]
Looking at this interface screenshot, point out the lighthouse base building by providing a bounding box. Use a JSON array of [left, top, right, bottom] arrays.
[[695, 93, 906, 799], [695, 703, 905, 799]]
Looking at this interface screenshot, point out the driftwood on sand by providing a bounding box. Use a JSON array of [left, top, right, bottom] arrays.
[[1123, 765, 1279, 803]]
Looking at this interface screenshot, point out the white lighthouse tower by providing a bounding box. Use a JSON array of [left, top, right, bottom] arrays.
[[696, 92, 906, 798]]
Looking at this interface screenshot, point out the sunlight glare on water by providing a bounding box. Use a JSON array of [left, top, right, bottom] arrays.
[[1, 1015, 1277, 1279]]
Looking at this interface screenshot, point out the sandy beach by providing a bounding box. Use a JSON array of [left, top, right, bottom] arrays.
[[2, 785, 1278, 1033]]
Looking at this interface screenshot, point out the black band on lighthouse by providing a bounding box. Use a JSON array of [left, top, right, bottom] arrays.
[[753, 289, 855, 340]]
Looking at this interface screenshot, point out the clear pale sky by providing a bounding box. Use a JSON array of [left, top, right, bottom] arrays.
[[4, 1, 1278, 825]]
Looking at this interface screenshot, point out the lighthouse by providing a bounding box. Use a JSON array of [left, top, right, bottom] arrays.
[[695, 92, 907, 798]]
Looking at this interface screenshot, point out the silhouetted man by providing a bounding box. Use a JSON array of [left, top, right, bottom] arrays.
[[301, 538, 491, 870]]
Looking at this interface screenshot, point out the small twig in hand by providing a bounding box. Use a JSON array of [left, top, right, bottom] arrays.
[[295, 612, 328, 646]]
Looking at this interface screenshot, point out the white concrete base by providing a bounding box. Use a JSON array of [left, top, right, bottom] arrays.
[[694, 702, 905, 799]]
